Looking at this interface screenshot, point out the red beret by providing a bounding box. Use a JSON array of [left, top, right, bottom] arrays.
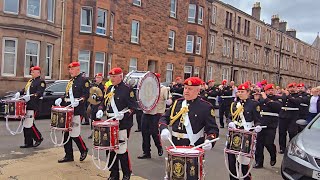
[[222, 79, 227, 85], [184, 77, 202, 86], [109, 67, 123, 75], [95, 73, 103, 77], [175, 76, 182, 81], [244, 81, 252, 86], [208, 80, 215, 83], [68, 62, 80, 68], [297, 83, 305, 88], [288, 83, 297, 88], [155, 73, 161, 78], [238, 83, 249, 90], [30, 66, 41, 71], [264, 84, 275, 91], [261, 79, 268, 85]]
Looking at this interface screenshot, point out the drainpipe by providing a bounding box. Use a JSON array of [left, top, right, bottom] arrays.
[[277, 32, 283, 86], [70, 1, 75, 67], [204, 4, 211, 80], [59, 0, 66, 80], [230, 11, 237, 81]]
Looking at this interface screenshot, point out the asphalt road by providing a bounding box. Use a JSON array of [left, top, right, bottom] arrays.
[[0, 116, 283, 180]]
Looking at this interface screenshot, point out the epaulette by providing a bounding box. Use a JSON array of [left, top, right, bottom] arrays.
[[200, 98, 213, 108], [176, 97, 185, 101]]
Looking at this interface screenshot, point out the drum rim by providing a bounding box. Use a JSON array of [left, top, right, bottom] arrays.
[[166, 146, 205, 156], [92, 120, 119, 127], [136, 72, 160, 111], [51, 106, 74, 112]]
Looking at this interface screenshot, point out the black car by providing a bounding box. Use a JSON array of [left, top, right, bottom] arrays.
[[0, 80, 68, 118]]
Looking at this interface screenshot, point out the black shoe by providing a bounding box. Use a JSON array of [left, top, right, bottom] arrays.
[[253, 163, 263, 169], [20, 144, 34, 148], [122, 174, 131, 180], [137, 154, 151, 159], [135, 129, 141, 132], [80, 151, 88, 161], [58, 157, 74, 163], [107, 176, 119, 180], [34, 138, 43, 147], [158, 148, 163, 156], [270, 159, 277, 166], [88, 135, 92, 139], [220, 125, 224, 128], [82, 122, 90, 125], [279, 150, 285, 154]]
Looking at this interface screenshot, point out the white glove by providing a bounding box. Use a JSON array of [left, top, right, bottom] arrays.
[[55, 98, 62, 106], [71, 101, 79, 107], [160, 129, 171, 141], [115, 112, 124, 120], [23, 95, 30, 102], [254, 125, 262, 133], [166, 99, 173, 106], [228, 122, 236, 129], [96, 110, 104, 119], [202, 140, 212, 151], [14, 92, 20, 99]]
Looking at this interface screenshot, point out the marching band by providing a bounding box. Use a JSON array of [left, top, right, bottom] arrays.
[[3, 62, 320, 180]]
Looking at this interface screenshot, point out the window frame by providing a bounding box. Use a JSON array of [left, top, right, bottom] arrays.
[[45, 43, 53, 79], [133, 0, 141, 7], [3, 0, 20, 15], [27, 0, 41, 19], [206, 66, 213, 81], [184, 65, 192, 79], [24, 40, 40, 77], [255, 25, 261, 40], [96, 8, 108, 36], [198, 6, 204, 25], [212, 5, 217, 24], [129, 58, 138, 72], [80, 6, 93, 33], [188, 4, 196, 23], [195, 36, 202, 55], [166, 63, 173, 83], [110, 13, 115, 38], [210, 34, 215, 54], [131, 20, 140, 44], [186, 35, 194, 53], [94, 52, 105, 76], [194, 66, 200, 77], [170, 0, 177, 18], [47, 0, 55, 22], [1, 37, 18, 77], [78, 50, 91, 77], [168, 30, 175, 50]]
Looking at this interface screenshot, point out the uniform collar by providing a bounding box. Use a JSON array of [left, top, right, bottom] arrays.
[[186, 97, 199, 104], [114, 81, 124, 88], [240, 99, 247, 104]]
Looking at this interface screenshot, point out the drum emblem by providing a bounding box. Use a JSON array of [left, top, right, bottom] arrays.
[[173, 162, 184, 177], [10, 106, 14, 112], [245, 140, 250, 147], [94, 131, 99, 143], [103, 133, 108, 140], [190, 166, 196, 176], [52, 114, 57, 124], [232, 135, 241, 148], [60, 117, 64, 124]]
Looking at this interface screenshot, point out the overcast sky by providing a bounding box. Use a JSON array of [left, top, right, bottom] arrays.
[[221, 0, 319, 45]]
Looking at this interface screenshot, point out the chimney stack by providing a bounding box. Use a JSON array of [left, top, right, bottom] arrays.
[[286, 29, 296, 38], [252, 2, 261, 20], [279, 21, 287, 33], [271, 15, 280, 29]]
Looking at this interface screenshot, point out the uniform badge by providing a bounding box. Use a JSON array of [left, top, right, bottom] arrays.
[[41, 82, 45, 87], [211, 109, 215, 117], [256, 106, 260, 112], [130, 91, 134, 98], [188, 81, 192, 86], [278, 99, 282, 102], [85, 82, 89, 88], [205, 94, 208, 97]]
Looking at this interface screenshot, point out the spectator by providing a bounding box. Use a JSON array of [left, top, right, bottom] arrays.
[[306, 87, 320, 123]]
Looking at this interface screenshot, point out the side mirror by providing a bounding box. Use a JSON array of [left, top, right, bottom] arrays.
[[296, 119, 308, 126]]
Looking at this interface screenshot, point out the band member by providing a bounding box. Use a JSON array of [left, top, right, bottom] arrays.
[[159, 77, 219, 150], [206, 80, 219, 108], [297, 83, 311, 120], [88, 73, 105, 139], [278, 83, 301, 154], [228, 83, 262, 180], [54, 62, 89, 163], [96, 67, 138, 180], [138, 73, 172, 159], [14, 66, 45, 148], [306, 87, 320, 123], [254, 84, 282, 168], [218, 79, 233, 128], [170, 76, 184, 102], [199, 81, 208, 101]]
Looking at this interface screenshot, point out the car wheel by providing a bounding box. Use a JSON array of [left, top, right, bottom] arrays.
[[281, 165, 289, 180]]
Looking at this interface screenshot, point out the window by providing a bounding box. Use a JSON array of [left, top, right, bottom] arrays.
[[225, 11, 232, 29], [4, 0, 19, 14], [240, 70, 248, 83], [253, 48, 260, 64], [110, 13, 114, 38], [168, 30, 175, 50], [206, 66, 213, 81], [46, 82, 67, 92], [198, 6, 203, 25], [286, 39, 290, 52], [95, 52, 105, 76], [107, 54, 112, 72], [253, 72, 259, 84], [27, 0, 41, 18], [274, 52, 279, 68], [222, 68, 229, 81], [188, 4, 196, 23], [96, 9, 107, 35], [25, 40, 39, 76], [129, 58, 137, 72], [195, 37, 202, 55], [244, 19, 250, 36], [184, 66, 192, 79], [45, 44, 53, 78], [133, 0, 141, 6], [2, 38, 17, 76], [299, 60, 303, 73], [186, 35, 194, 53], [242, 44, 248, 61], [194, 67, 200, 77], [166, 63, 173, 83], [47, 0, 55, 22], [264, 49, 270, 65], [300, 45, 304, 56], [237, 16, 241, 33], [235, 42, 240, 59], [79, 50, 90, 77], [80, 7, 92, 33], [131, 20, 140, 43], [212, 6, 217, 24], [210, 35, 215, 54], [223, 38, 231, 57], [170, 0, 177, 18], [266, 29, 271, 44], [275, 33, 280, 47], [255, 25, 261, 40], [284, 57, 289, 70]]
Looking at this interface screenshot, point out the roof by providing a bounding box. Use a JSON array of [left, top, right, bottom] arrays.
[[312, 33, 320, 49]]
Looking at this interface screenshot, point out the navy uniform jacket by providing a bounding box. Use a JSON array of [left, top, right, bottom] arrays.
[[20, 76, 46, 111], [159, 97, 219, 146], [257, 95, 282, 129], [298, 92, 311, 119], [231, 98, 261, 127], [62, 73, 90, 116], [279, 93, 301, 119], [199, 89, 208, 101], [99, 81, 138, 130], [218, 85, 233, 105], [170, 83, 184, 102], [206, 86, 219, 108]]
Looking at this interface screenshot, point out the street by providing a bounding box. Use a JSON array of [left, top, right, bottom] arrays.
[[0, 116, 283, 180]]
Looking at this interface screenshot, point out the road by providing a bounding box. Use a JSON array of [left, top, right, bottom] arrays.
[[0, 116, 283, 180]]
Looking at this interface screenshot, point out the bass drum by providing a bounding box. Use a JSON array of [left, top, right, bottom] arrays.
[[124, 71, 160, 111]]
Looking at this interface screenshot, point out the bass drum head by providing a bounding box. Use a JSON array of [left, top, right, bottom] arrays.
[[137, 72, 160, 111]]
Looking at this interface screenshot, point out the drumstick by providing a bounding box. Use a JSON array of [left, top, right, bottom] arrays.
[[103, 109, 131, 121], [65, 98, 84, 108], [191, 138, 220, 150], [16, 94, 35, 100], [249, 126, 267, 131], [168, 138, 177, 150]]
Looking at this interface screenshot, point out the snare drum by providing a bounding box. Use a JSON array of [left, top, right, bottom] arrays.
[[165, 146, 205, 180], [225, 128, 257, 158], [124, 71, 160, 111], [4, 100, 26, 118], [92, 120, 119, 151], [51, 106, 73, 129]]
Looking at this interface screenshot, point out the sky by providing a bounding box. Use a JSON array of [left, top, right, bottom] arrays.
[[221, 0, 319, 45]]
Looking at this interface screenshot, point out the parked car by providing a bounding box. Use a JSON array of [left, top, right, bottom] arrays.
[[281, 115, 320, 180], [0, 80, 68, 118]]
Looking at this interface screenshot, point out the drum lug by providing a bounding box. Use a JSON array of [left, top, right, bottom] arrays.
[[164, 157, 169, 180]]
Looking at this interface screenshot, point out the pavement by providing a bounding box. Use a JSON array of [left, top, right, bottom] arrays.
[[0, 115, 284, 180]]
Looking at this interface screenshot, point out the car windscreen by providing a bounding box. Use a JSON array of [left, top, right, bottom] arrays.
[[309, 115, 320, 130], [46, 82, 68, 93]]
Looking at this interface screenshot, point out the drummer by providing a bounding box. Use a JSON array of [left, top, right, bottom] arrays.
[[170, 76, 184, 102], [228, 83, 262, 180], [54, 62, 89, 163], [159, 77, 219, 150], [96, 67, 138, 180], [14, 66, 45, 148]]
